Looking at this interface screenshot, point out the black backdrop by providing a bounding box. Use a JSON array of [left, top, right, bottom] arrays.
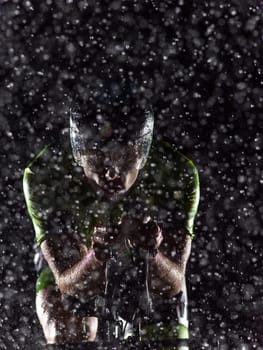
[[0, 1, 262, 349]]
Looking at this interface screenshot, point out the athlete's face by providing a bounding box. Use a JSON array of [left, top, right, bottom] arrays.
[[80, 142, 143, 198]]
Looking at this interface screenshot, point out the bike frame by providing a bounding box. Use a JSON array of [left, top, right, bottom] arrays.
[[53, 244, 190, 350], [95, 243, 190, 349]]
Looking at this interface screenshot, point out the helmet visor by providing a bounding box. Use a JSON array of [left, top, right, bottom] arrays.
[[70, 106, 154, 169]]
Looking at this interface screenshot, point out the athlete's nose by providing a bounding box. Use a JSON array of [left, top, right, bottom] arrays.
[[105, 167, 119, 181]]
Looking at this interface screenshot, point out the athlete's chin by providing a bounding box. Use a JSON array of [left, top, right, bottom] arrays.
[[87, 178, 127, 197], [101, 187, 127, 199]]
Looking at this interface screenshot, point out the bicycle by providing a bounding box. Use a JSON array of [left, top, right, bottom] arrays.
[[46, 240, 190, 350]]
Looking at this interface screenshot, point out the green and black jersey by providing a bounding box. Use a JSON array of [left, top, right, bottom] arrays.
[[23, 136, 200, 292]]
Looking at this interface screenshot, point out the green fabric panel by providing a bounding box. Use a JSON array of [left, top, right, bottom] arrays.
[[178, 152, 200, 239], [35, 267, 55, 294], [139, 142, 200, 240], [23, 141, 96, 247], [23, 162, 49, 246], [176, 324, 189, 340], [140, 321, 189, 348], [141, 321, 178, 341]]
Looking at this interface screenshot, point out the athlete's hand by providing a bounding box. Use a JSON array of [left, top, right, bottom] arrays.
[[92, 225, 121, 263], [121, 216, 163, 251]]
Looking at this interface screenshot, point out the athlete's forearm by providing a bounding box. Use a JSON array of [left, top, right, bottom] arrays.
[[150, 233, 191, 297], [57, 249, 105, 297], [41, 240, 105, 298], [150, 251, 185, 297]]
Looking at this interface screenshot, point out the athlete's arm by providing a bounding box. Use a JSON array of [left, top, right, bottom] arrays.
[[126, 154, 200, 297], [23, 145, 106, 299], [124, 218, 191, 297], [122, 217, 191, 296], [150, 156, 200, 297], [41, 237, 105, 299], [150, 227, 191, 297]]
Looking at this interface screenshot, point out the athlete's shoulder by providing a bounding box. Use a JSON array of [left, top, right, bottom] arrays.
[[24, 142, 55, 171], [175, 149, 199, 176], [148, 139, 199, 188], [150, 139, 198, 170], [24, 135, 72, 173]]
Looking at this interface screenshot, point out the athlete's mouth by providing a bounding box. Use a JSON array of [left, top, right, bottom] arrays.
[[102, 184, 125, 195], [85, 173, 126, 196]]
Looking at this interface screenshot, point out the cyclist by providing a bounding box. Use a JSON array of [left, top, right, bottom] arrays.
[[23, 85, 200, 346]]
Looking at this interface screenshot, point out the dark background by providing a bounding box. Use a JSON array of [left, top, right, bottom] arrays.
[[0, 1, 262, 349]]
